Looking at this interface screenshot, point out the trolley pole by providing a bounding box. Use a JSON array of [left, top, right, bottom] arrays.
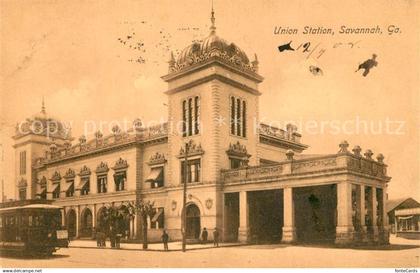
[[182, 141, 189, 252]]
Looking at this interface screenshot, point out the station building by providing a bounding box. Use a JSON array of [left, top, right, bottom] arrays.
[[13, 11, 391, 245]]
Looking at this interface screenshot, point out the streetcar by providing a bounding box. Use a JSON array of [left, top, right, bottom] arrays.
[[0, 199, 69, 256]]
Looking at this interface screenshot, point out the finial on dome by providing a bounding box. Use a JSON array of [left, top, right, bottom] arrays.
[[252, 54, 259, 72], [168, 51, 175, 72], [210, 0, 216, 34], [41, 97, 46, 114]]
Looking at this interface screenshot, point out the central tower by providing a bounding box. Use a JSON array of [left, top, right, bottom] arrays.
[[162, 8, 263, 239]]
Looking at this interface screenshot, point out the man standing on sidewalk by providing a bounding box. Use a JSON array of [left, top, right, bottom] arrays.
[[161, 230, 169, 251], [213, 227, 219, 247], [201, 227, 208, 244]]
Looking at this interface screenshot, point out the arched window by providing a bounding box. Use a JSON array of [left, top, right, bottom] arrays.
[[182, 96, 200, 137], [182, 100, 187, 137], [230, 96, 247, 137], [230, 96, 235, 134], [242, 100, 247, 137]]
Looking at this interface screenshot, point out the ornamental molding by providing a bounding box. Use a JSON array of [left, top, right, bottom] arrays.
[[226, 141, 251, 158], [178, 140, 204, 158], [171, 200, 177, 211], [112, 157, 129, 170], [18, 178, 27, 188], [205, 198, 213, 210], [292, 158, 337, 172], [95, 162, 109, 173], [50, 171, 61, 182], [148, 152, 167, 165], [79, 165, 91, 177], [39, 176, 47, 187], [63, 168, 76, 180]]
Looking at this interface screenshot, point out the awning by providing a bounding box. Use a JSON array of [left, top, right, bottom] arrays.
[[36, 187, 46, 196], [49, 183, 60, 193], [62, 182, 74, 192], [152, 209, 163, 222], [398, 216, 414, 220], [146, 168, 163, 183], [77, 178, 89, 189]]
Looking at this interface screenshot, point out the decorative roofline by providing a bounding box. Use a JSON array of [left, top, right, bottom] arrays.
[[162, 56, 263, 83]]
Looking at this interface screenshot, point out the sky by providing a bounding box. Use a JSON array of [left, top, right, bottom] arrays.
[[0, 0, 419, 200]]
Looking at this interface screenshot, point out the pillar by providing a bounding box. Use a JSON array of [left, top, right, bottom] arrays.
[[282, 187, 296, 243], [371, 187, 379, 242], [92, 204, 96, 229], [359, 185, 368, 243], [238, 191, 249, 243], [61, 208, 66, 227], [75, 206, 80, 238], [335, 182, 354, 245], [134, 214, 138, 239]]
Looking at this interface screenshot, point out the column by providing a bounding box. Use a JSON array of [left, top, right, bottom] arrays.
[[282, 187, 296, 243], [238, 191, 249, 243], [371, 187, 379, 242], [75, 206, 80, 238], [61, 208, 66, 227], [129, 218, 134, 239], [92, 204, 96, 229], [381, 186, 389, 244], [358, 185, 369, 243], [335, 182, 354, 245], [134, 214, 138, 238]]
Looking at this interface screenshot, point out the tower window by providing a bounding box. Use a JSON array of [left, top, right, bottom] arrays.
[[230, 96, 247, 137], [182, 96, 200, 137], [19, 151, 26, 175]]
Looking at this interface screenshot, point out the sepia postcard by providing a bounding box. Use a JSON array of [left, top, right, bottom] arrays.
[[0, 0, 419, 270]]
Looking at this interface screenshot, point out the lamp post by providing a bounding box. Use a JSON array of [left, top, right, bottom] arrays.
[[182, 141, 189, 252]]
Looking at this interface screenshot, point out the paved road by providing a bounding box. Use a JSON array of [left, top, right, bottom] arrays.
[[2, 236, 419, 268]]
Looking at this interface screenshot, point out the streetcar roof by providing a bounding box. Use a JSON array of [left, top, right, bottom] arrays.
[[0, 204, 62, 213]]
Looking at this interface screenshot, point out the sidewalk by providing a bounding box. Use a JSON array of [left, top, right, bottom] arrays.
[[69, 239, 244, 251]]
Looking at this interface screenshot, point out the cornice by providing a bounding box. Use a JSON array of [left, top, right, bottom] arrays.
[[164, 73, 261, 96], [259, 134, 309, 151], [162, 57, 264, 83]]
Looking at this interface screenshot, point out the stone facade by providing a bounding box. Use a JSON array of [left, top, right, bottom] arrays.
[[13, 11, 391, 245]]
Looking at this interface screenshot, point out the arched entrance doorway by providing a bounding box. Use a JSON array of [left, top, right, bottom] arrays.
[[66, 209, 77, 239], [186, 204, 201, 239], [80, 208, 93, 238]]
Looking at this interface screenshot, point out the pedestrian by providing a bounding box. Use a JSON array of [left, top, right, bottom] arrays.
[[201, 227, 208, 244], [213, 227, 219, 247], [161, 230, 169, 251], [110, 226, 116, 248], [96, 228, 101, 247]]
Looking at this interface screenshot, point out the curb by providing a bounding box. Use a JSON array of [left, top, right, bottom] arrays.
[[68, 243, 248, 252]]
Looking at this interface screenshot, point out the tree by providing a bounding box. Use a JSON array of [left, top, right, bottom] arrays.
[[135, 200, 155, 249], [98, 204, 134, 239]]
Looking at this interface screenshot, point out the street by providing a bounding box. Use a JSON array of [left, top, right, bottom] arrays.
[[1, 236, 419, 268]]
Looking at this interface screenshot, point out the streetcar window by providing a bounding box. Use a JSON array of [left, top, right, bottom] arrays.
[[0, 217, 2, 227], [28, 215, 33, 226]]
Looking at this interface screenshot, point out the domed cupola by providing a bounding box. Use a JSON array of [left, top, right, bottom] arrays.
[[14, 98, 72, 141], [168, 8, 259, 76]]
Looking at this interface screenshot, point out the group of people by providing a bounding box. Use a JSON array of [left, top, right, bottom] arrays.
[[95, 226, 123, 248], [200, 227, 220, 247], [160, 227, 220, 251], [96, 227, 221, 251]]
